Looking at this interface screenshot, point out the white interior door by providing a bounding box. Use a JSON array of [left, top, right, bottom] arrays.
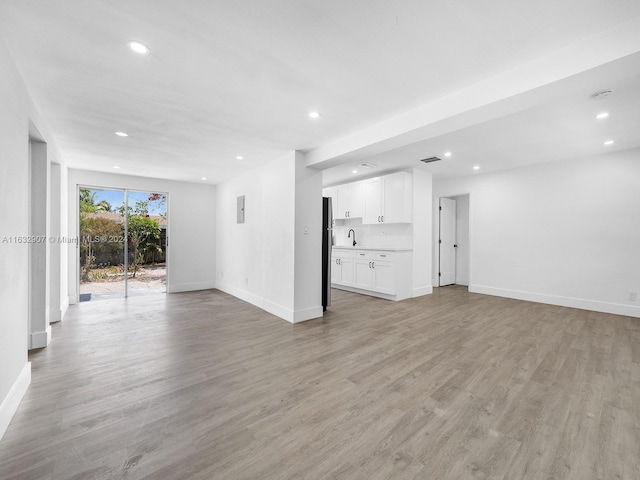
[[439, 197, 457, 286]]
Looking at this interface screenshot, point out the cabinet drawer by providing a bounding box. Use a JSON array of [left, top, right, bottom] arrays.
[[332, 249, 354, 259], [374, 252, 393, 261], [354, 250, 373, 260]]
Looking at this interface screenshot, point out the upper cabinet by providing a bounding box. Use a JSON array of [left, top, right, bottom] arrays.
[[325, 171, 412, 224], [335, 181, 363, 219], [363, 172, 412, 224]]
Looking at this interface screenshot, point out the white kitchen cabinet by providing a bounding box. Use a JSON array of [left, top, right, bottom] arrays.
[[362, 178, 382, 224], [371, 259, 394, 294], [362, 172, 412, 224], [335, 181, 363, 219], [353, 250, 373, 290], [331, 250, 354, 286], [354, 251, 395, 295], [331, 248, 411, 300]]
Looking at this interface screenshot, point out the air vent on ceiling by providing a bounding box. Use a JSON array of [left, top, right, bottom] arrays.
[[420, 156, 442, 164], [592, 89, 613, 100]]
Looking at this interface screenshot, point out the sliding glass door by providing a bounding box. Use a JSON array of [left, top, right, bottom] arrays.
[[78, 187, 167, 301]]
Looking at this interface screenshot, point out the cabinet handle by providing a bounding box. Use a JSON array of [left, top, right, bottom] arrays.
[[369, 261, 372, 268], [380, 254, 386, 258], [381, 216, 384, 223], [377, 216, 380, 222], [372, 261, 375, 268]]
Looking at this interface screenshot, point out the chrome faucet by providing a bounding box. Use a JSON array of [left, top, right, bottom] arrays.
[[348, 229, 357, 246]]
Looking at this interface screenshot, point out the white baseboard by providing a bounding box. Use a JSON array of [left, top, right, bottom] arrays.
[[261, 297, 295, 323], [216, 282, 322, 323], [167, 281, 216, 294], [49, 307, 61, 323], [29, 327, 51, 350], [292, 306, 323, 323], [216, 281, 273, 314], [470, 285, 640, 318], [60, 297, 69, 321], [412, 286, 433, 298], [0, 362, 31, 442]]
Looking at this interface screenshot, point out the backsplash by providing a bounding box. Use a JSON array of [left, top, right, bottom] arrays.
[[333, 218, 412, 248]]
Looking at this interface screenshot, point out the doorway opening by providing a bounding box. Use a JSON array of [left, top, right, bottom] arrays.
[[78, 187, 167, 301], [437, 194, 470, 287]]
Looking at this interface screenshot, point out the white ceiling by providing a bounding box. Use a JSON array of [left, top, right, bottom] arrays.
[[1, 0, 640, 185]]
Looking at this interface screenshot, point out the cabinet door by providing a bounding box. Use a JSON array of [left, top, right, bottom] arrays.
[[335, 184, 350, 219], [362, 177, 382, 224], [341, 257, 354, 286], [330, 257, 342, 284], [354, 258, 374, 290], [348, 181, 364, 218], [372, 261, 395, 294], [382, 172, 412, 223]]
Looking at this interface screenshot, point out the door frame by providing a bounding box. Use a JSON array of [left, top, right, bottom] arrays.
[[438, 197, 457, 286], [76, 184, 169, 299], [434, 192, 471, 288]]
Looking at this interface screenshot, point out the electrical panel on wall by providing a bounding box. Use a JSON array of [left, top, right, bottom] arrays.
[[237, 195, 245, 224]]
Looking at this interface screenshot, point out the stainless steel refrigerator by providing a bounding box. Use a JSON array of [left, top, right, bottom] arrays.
[[322, 197, 333, 311]]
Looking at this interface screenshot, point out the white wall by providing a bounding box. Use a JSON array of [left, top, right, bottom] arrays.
[[434, 149, 640, 317], [216, 151, 323, 323], [0, 37, 63, 440], [28, 140, 51, 348], [293, 152, 323, 320], [50, 163, 62, 322], [412, 169, 433, 297], [67, 169, 216, 301]]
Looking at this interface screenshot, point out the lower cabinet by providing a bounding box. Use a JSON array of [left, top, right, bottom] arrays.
[[353, 250, 374, 290], [331, 252, 354, 286], [331, 248, 411, 300]]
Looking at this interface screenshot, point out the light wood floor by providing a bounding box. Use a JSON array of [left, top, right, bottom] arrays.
[[1, 287, 639, 479]]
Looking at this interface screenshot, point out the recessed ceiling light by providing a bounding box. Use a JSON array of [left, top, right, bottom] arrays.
[[201, 177, 207, 181], [115, 131, 128, 137], [309, 111, 321, 119], [352, 170, 358, 174], [603, 140, 614, 146], [596, 112, 609, 119], [113, 165, 120, 169], [128, 41, 150, 55], [473, 165, 480, 170], [444, 152, 452, 157], [236, 155, 243, 160]]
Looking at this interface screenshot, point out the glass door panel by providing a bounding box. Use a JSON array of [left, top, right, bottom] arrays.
[[79, 187, 126, 301], [125, 190, 167, 297]]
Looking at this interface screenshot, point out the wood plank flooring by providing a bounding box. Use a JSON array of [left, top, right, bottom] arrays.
[[1, 287, 639, 479]]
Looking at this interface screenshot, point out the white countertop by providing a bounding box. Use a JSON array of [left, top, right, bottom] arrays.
[[332, 245, 412, 252]]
